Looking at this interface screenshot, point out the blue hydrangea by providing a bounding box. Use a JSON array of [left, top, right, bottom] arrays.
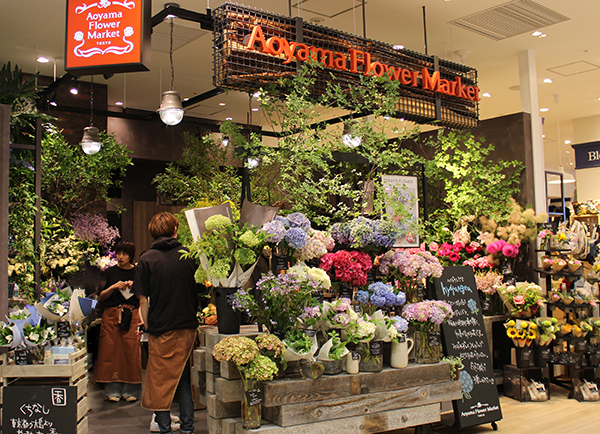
[[348, 217, 375, 248], [263, 220, 286, 243], [395, 291, 406, 306], [368, 281, 390, 295], [284, 227, 308, 249], [355, 290, 370, 304], [372, 220, 401, 248], [330, 223, 351, 245], [384, 291, 397, 306], [370, 294, 387, 307], [391, 316, 409, 333], [286, 212, 311, 231]]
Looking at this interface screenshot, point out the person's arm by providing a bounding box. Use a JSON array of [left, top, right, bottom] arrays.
[[98, 280, 130, 302], [138, 295, 149, 328]]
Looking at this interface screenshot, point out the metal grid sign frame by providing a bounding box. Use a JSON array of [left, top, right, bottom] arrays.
[[213, 2, 479, 129]]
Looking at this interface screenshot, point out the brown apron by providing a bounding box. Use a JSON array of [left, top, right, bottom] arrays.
[[141, 328, 197, 411], [95, 305, 142, 384]]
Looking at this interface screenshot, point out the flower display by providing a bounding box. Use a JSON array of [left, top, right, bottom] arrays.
[[288, 262, 331, 290], [0, 323, 17, 347], [255, 333, 287, 362], [319, 250, 372, 287], [213, 335, 280, 383], [498, 282, 545, 318], [354, 281, 406, 314], [387, 316, 409, 343], [321, 297, 358, 328], [234, 272, 321, 334], [69, 212, 120, 251], [330, 217, 401, 252], [294, 229, 334, 262], [475, 270, 503, 295], [40, 235, 97, 278], [23, 321, 56, 347], [533, 317, 559, 345], [93, 250, 118, 271], [378, 249, 443, 281], [199, 304, 217, 325], [345, 316, 378, 344], [504, 319, 536, 347], [402, 300, 453, 331], [262, 213, 311, 254], [184, 215, 267, 287]]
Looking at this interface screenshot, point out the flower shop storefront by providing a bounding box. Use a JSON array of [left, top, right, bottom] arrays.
[[5, 2, 600, 434]]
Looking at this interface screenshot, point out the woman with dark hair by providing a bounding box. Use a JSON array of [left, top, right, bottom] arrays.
[[95, 240, 143, 402]]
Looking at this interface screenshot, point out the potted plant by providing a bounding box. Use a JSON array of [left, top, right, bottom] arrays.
[[213, 335, 279, 429], [283, 329, 323, 380], [262, 213, 311, 272], [315, 330, 348, 375]]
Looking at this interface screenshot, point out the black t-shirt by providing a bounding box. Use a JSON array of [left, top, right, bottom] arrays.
[[103, 265, 138, 308], [132, 237, 199, 335]]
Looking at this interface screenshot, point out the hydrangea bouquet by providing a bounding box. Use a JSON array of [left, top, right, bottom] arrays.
[[262, 213, 311, 256], [183, 214, 267, 287], [294, 229, 335, 263], [378, 249, 443, 303], [354, 282, 406, 315], [319, 250, 373, 287], [330, 217, 401, 254], [402, 300, 453, 363]]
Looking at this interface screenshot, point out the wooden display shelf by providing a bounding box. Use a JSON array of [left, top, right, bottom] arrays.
[[1, 347, 87, 380], [197, 327, 461, 434]]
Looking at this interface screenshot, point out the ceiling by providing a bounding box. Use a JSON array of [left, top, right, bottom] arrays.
[[3, 0, 600, 172]]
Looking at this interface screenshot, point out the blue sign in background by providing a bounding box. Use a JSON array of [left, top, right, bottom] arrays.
[[572, 141, 600, 169]]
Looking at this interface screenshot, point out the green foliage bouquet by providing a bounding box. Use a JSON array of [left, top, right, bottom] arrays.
[[184, 214, 267, 287]]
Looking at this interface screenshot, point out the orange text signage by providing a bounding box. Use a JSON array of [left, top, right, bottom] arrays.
[[65, 0, 150, 74], [245, 25, 480, 102]]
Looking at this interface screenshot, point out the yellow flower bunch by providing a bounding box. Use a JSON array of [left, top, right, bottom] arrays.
[[505, 319, 537, 347]]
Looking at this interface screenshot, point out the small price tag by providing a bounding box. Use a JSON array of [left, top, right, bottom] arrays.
[[313, 290, 324, 303], [273, 255, 289, 272], [352, 351, 360, 360], [353, 304, 362, 313], [397, 333, 406, 343], [370, 340, 383, 356], [541, 348, 551, 360], [417, 283, 425, 299], [577, 341, 588, 353], [521, 348, 532, 361], [428, 331, 440, 347], [481, 299, 491, 311], [57, 321, 71, 339], [15, 349, 29, 365], [226, 292, 237, 307], [366, 268, 376, 283], [245, 388, 262, 406], [303, 328, 317, 338], [339, 283, 353, 299]]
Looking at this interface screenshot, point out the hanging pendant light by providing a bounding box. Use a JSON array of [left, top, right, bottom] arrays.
[[80, 76, 102, 155], [157, 16, 184, 125]]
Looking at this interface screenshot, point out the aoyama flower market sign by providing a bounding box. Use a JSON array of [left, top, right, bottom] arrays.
[[65, 0, 151, 75]]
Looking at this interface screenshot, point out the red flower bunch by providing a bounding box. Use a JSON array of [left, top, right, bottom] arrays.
[[430, 241, 482, 267], [319, 250, 373, 287]]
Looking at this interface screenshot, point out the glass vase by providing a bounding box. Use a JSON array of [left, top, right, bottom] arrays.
[[241, 378, 262, 429], [357, 341, 383, 372], [299, 358, 325, 380], [414, 325, 441, 364]]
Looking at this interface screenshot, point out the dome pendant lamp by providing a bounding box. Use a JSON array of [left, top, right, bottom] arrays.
[[80, 76, 102, 155], [157, 16, 184, 126]]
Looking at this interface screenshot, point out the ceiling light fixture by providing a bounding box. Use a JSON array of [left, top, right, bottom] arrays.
[[37, 56, 50, 63], [70, 84, 79, 95], [219, 102, 226, 106], [543, 78, 553, 83], [157, 15, 184, 126], [226, 117, 232, 121], [539, 33, 547, 38], [532, 31, 543, 37], [251, 107, 259, 112], [115, 101, 123, 106], [539, 108, 549, 112], [565, 140, 571, 144], [482, 92, 491, 97], [393, 45, 404, 50], [80, 76, 102, 155]]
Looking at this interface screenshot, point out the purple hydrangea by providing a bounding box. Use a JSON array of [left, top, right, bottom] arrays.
[[263, 220, 286, 244], [286, 212, 311, 231], [348, 217, 375, 248], [371, 294, 387, 307], [284, 227, 308, 250], [330, 223, 351, 245], [395, 291, 406, 306]]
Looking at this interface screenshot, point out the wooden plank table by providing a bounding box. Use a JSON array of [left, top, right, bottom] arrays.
[[198, 327, 462, 434]]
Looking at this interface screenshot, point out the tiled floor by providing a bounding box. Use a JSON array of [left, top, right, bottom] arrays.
[[86, 382, 208, 434]]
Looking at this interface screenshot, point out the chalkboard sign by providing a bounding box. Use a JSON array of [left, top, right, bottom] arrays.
[[3, 385, 77, 434], [56, 322, 71, 339], [434, 266, 502, 430]]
